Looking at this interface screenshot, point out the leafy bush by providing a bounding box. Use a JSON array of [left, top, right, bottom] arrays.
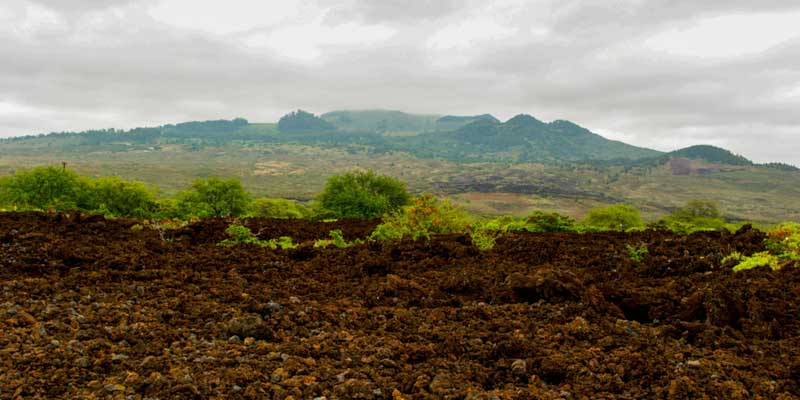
[[250, 198, 309, 219], [219, 224, 295, 249], [727, 251, 781, 272], [316, 170, 411, 219], [371, 194, 472, 241], [470, 225, 502, 251], [177, 177, 251, 218], [219, 225, 260, 246], [525, 211, 577, 232], [143, 218, 190, 242], [91, 176, 158, 218], [658, 200, 726, 234], [764, 222, 800, 258], [478, 216, 526, 233], [582, 204, 644, 231], [625, 243, 649, 263], [369, 197, 575, 250], [470, 212, 576, 238], [274, 236, 297, 250], [726, 222, 799, 272], [152, 198, 182, 219], [314, 229, 363, 248], [0, 167, 162, 218], [0, 166, 95, 211]]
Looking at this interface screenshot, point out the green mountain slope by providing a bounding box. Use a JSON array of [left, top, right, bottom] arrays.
[[2, 111, 799, 223], [667, 145, 752, 165], [321, 110, 439, 134], [320, 109, 499, 135], [402, 114, 662, 162]]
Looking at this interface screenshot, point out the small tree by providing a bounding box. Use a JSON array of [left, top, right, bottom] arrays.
[[177, 177, 251, 218], [660, 200, 725, 233], [92, 176, 158, 218], [582, 204, 644, 231], [525, 211, 576, 232], [370, 194, 472, 240], [251, 198, 309, 219], [0, 166, 94, 211], [316, 170, 411, 219]]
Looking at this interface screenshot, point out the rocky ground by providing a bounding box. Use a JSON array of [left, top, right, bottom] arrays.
[[1, 212, 798, 399]]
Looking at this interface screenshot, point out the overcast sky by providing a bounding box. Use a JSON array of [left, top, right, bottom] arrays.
[[1, 0, 799, 164]]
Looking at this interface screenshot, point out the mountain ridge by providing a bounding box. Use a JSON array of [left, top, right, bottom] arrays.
[[1, 109, 795, 169], [2, 110, 799, 224]]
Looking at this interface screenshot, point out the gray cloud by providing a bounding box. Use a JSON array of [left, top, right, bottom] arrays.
[[330, 0, 465, 23], [1, 0, 799, 166], [29, 0, 141, 12]]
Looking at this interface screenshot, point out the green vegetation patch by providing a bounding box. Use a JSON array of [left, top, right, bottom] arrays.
[[582, 204, 644, 232], [726, 222, 800, 272], [313, 229, 364, 249], [219, 224, 296, 250], [176, 177, 251, 218], [250, 198, 309, 219], [316, 170, 411, 220]]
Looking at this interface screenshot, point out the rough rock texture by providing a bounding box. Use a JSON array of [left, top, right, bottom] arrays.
[[1, 212, 798, 399]]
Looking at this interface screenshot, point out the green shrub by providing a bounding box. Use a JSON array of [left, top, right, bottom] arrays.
[[469, 216, 534, 250], [177, 177, 251, 218], [136, 218, 189, 243], [659, 200, 726, 234], [251, 198, 309, 219], [525, 211, 576, 232], [152, 198, 182, 219], [582, 204, 644, 231], [728, 251, 781, 272], [370, 194, 472, 241], [219, 224, 261, 246], [470, 225, 502, 251], [676, 200, 721, 219], [369, 195, 517, 250], [274, 236, 297, 250], [314, 229, 363, 248], [726, 222, 800, 272], [764, 222, 800, 259], [625, 243, 649, 263], [0, 176, 11, 209], [0, 166, 95, 211], [316, 170, 411, 219], [218, 224, 295, 249], [91, 176, 158, 218]]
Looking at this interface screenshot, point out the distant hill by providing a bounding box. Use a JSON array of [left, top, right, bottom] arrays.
[[278, 110, 335, 134], [436, 114, 499, 124], [667, 145, 752, 165], [321, 110, 439, 134], [3, 110, 788, 171], [3, 109, 799, 224], [655, 145, 800, 172], [592, 144, 761, 170], [761, 162, 800, 172], [320, 110, 499, 135], [401, 114, 662, 163], [434, 114, 500, 131]]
